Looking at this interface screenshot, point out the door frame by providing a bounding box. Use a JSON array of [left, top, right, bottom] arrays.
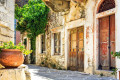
[[94, 0, 116, 71], [68, 26, 84, 71], [64, 19, 85, 71]]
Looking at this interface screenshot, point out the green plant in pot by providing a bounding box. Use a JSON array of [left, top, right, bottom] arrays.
[[111, 52, 120, 75], [0, 41, 32, 68]]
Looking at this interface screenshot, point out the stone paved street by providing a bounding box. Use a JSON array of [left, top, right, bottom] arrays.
[[27, 65, 118, 80]]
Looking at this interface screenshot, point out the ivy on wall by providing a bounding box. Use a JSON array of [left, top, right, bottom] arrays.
[[15, 0, 49, 63]]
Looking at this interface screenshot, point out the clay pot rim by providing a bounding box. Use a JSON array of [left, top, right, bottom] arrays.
[[1, 49, 21, 52]]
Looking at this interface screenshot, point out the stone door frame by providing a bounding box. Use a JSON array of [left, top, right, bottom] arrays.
[[94, 0, 120, 75], [68, 26, 84, 71], [65, 19, 85, 71]]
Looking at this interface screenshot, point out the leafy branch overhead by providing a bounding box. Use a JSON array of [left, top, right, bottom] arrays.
[[15, 0, 49, 38]]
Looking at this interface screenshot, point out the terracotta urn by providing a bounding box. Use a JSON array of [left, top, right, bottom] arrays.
[[0, 49, 24, 68]]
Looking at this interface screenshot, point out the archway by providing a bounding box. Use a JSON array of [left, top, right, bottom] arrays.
[[98, 0, 115, 13], [96, 0, 116, 70]]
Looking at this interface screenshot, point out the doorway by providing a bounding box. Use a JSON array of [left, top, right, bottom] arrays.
[[99, 14, 115, 70], [69, 26, 84, 71]]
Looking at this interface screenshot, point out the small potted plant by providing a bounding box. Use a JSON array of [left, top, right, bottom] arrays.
[[111, 52, 120, 78], [0, 41, 32, 68]]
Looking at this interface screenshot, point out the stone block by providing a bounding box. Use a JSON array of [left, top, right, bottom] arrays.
[[18, 64, 31, 80], [0, 27, 14, 38], [0, 69, 26, 80]]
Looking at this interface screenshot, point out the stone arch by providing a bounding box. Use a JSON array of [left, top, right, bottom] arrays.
[[95, 0, 116, 14], [98, 0, 115, 13]]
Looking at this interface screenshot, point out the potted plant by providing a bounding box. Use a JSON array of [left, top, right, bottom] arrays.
[[0, 41, 32, 68], [111, 52, 120, 78]]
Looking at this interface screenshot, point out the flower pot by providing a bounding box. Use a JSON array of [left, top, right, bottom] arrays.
[[0, 49, 24, 68]]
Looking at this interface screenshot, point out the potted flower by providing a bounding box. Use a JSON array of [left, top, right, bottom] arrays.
[[0, 41, 32, 68]]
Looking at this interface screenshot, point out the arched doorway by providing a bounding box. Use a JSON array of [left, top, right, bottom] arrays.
[[97, 0, 115, 70]]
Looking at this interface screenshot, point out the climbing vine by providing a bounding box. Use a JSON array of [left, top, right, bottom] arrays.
[[15, 0, 49, 63]]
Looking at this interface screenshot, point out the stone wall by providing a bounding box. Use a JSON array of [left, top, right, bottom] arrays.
[[0, 69, 26, 80], [36, 0, 118, 78], [48, 11, 65, 29], [36, 0, 90, 70], [36, 0, 92, 71], [0, 0, 15, 45], [36, 11, 66, 69], [0, 64, 31, 80]]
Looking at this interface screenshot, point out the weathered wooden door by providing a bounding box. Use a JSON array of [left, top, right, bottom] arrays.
[[110, 14, 115, 69], [69, 26, 84, 71], [99, 14, 115, 70]]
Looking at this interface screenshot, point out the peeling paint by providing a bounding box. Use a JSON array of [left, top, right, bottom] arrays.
[[86, 27, 89, 39]]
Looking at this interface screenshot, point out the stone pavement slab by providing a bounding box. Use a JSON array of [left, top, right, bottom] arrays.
[[27, 65, 118, 80]]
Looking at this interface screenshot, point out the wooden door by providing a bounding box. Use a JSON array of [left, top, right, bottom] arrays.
[[69, 26, 84, 71], [99, 14, 115, 70], [77, 27, 84, 71], [110, 15, 115, 68], [99, 16, 110, 70]]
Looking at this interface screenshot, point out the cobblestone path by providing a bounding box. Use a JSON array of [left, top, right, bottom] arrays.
[[27, 65, 117, 80]]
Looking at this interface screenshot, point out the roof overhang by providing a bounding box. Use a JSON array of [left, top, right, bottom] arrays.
[[43, 0, 70, 12], [43, 0, 87, 12]]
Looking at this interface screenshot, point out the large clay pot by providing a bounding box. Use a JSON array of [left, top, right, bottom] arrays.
[[0, 49, 24, 68]]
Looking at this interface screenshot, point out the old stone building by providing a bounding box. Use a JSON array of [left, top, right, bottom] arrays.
[[0, 0, 15, 45], [35, 0, 120, 79]]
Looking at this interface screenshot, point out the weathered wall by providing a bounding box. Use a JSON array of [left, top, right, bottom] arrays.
[[115, 0, 120, 79], [36, 11, 66, 68], [36, 0, 94, 71], [0, 69, 26, 80], [36, 0, 118, 78], [0, 0, 15, 45]]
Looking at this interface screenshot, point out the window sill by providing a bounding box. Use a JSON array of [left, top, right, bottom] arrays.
[[54, 53, 61, 55], [40, 53, 46, 54], [52, 54, 61, 57]]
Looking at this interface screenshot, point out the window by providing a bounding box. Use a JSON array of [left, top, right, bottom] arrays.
[[41, 34, 45, 53], [23, 38, 27, 49], [54, 33, 61, 55]]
